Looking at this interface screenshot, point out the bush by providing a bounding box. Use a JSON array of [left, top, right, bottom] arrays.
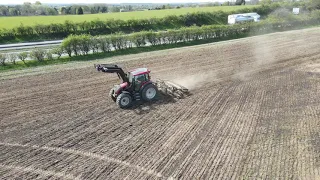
[[0, 53, 7, 66], [18, 52, 28, 64], [91, 37, 100, 53], [311, 10, 320, 22], [145, 31, 158, 46], [267, 8, 297, 22], [98, 36, 112, 52], [130, 31, 148, 47], [8, 54, 17, 65], [78, 34, 92, 55], [309, 0, 320, 10], [31, 48, 46, 62], [110, 32, 128, 50], [51, 47, 63, 59], [46, 51, 54, 60], [61, 35, 76, 57]]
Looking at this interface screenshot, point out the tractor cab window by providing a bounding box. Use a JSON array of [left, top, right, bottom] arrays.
[[135, 74, 147, 83], [134, 74, 147, 91]]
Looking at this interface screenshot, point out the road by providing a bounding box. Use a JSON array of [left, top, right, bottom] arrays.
[[0, 40, 62, 51]]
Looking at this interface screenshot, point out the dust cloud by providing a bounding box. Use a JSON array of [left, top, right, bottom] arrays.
[[232, 35, 277, 81], [168, 35, 278, 88], [171, 72, 217, 90]]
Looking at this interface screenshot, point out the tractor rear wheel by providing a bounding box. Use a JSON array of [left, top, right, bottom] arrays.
[[109, 89, 116, 102], [116, 93, 132, 108], [141, 84, 158, 101]]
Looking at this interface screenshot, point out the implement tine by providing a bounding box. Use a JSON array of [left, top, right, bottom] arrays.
[[156, 79, 189, 99]]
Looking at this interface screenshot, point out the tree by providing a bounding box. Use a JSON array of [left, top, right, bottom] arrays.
[[14, 5, 22, 15], [21, 2, 34, 15], [101, 6, 108, 13], [35, 1, 41, 5], [77, 7, 83, 15], [46, 50, 53, 60], [222, 1, 230, 6], [51, 47, 63, 59], [90, 7, 97, 14], [0, 6, 9, 16], [35, 6, 46, 15], [60, 7, 67, 15], [82, 6, 90, 13], [260, 0, 272, 5], [30, 48, 45, 62], [9, 8, 19, 16], [110, 6, 120, 12], [309, 0, 320, 9], [47, 7, 58, 15], [23, 2, 32, 6], [235, 0, 246, 5], [250, 0, 259, 5], [8, 54, 17, 65], [18, 52, 28, 64], [70, 6, 77, 14], [66, 6, 77, 14]]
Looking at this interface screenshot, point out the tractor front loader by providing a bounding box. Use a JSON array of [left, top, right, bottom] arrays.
[[94, 64, 189, 108]]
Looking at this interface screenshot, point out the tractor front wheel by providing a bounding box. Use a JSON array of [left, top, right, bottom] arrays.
[[142, 84, 158, 101], [116, 93, 132, 108]]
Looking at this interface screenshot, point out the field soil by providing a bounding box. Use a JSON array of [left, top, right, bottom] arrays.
[[1, 27, 320, 180]]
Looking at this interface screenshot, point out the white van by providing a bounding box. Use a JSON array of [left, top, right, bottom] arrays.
[[228, 12, 260, 24], [245, 12, 260, 22]]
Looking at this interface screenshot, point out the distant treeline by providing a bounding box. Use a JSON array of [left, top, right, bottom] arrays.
[[0, 2, 59, 16], [0, 5, 280, 43], [0, 2, 137, 16], [0, 1, 235, 17]]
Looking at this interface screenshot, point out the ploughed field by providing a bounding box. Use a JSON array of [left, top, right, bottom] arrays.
[[1, 27, 320, 179]]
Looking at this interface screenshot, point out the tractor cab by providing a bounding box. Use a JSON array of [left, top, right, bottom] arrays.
[[128, 68, 151, 91]]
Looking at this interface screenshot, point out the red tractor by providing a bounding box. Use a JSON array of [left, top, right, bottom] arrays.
[[95, 64, 189, 108]]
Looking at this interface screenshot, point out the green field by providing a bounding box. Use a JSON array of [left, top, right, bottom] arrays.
[[0, 6, 259, 29]]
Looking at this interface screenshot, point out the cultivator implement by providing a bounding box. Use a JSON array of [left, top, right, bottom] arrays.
[[155, 79, 189, 99]]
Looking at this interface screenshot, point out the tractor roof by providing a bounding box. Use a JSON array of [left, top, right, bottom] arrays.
[[130, 68, 150, 76]]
